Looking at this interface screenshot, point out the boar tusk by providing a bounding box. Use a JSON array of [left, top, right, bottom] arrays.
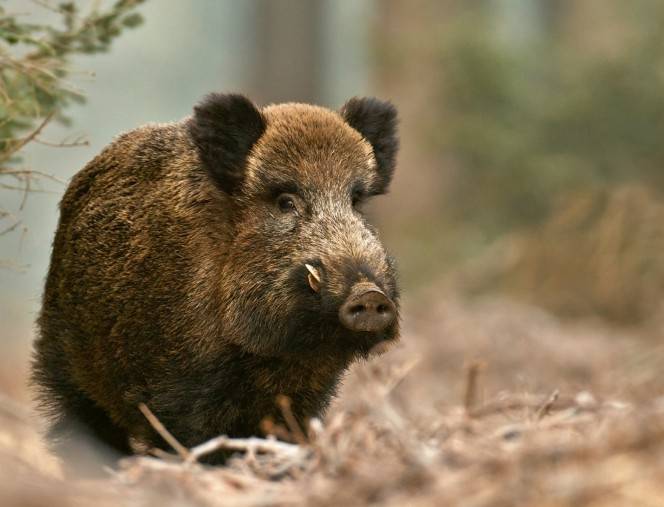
[[305, 264, 321, 282], [305, 263, 321, 293], [308, 273, 321, 293]]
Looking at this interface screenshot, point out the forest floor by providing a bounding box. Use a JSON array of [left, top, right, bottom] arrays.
[[1, 289, 664, 506]]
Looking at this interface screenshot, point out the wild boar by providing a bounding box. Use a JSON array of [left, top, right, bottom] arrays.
[[32, 93, 400, 465]]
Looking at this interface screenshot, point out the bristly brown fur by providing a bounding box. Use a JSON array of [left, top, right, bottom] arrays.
[[32, 93, 400, 468]]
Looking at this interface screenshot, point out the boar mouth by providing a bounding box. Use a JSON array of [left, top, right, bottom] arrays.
[[264, 262, 399, 357], [301, 262, 397, 335]]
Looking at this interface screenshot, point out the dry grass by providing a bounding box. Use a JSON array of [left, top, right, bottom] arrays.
[[458, 184, 664, 325], [1, 292, 663, 506]]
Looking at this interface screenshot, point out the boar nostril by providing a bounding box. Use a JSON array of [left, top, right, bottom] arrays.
[[349, 304, 365, 315], [339, 284, 396, 333]]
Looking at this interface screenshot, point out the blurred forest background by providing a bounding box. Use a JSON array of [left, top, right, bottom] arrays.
[[2, 0, 664, 404]]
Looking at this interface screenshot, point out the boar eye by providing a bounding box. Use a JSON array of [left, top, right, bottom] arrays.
[[276, 193, 297, 213]]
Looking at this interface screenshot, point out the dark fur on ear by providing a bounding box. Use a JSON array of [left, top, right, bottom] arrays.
[[340, 97, 399, 194], [188, 93, 266, 194]]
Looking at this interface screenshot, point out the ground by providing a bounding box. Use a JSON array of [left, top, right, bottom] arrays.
[[1, 289, 663, 506]]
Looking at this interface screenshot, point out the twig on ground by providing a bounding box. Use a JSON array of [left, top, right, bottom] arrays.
[[384, 356, 421, 396], [463, 360, 485, 416], [187, 435, 306, 464], [536, 389, 561, 420], [467, 393, 578, 419], [277, 395, 308, 445], [260, 417, 293, 442], [147, 448, 180, 462], [138, 403, 191, 461]]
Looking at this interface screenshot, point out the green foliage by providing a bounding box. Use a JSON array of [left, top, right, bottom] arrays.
[[0, 1, 144, 238], [439, 2, 664, 236], [0, 0, 145, 168]]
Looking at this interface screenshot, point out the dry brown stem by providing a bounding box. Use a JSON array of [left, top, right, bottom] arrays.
[[277, 395, 309, 445], [536, 389, 560, 420], [0, 113, 54, 166], [137, 403, 191, 461], [463, 360, 485, 415], [3, 295, 664, 506]]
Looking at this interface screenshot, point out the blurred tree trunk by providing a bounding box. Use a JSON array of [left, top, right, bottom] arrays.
[[540, 0, 568, 37], [555, 0, 629, 58], [370, 0, 454, 226], [251, 0, 324, 104]]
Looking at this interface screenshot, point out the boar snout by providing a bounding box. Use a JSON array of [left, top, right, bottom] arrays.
[[339, 282, 396, 333]]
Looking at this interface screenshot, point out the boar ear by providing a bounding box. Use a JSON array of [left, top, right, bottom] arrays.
[[189, 93, 266, 194], [340, 97, 399, 194]]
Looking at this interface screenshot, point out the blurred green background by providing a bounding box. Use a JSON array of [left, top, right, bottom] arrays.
[[2, 0, 663, 400]]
